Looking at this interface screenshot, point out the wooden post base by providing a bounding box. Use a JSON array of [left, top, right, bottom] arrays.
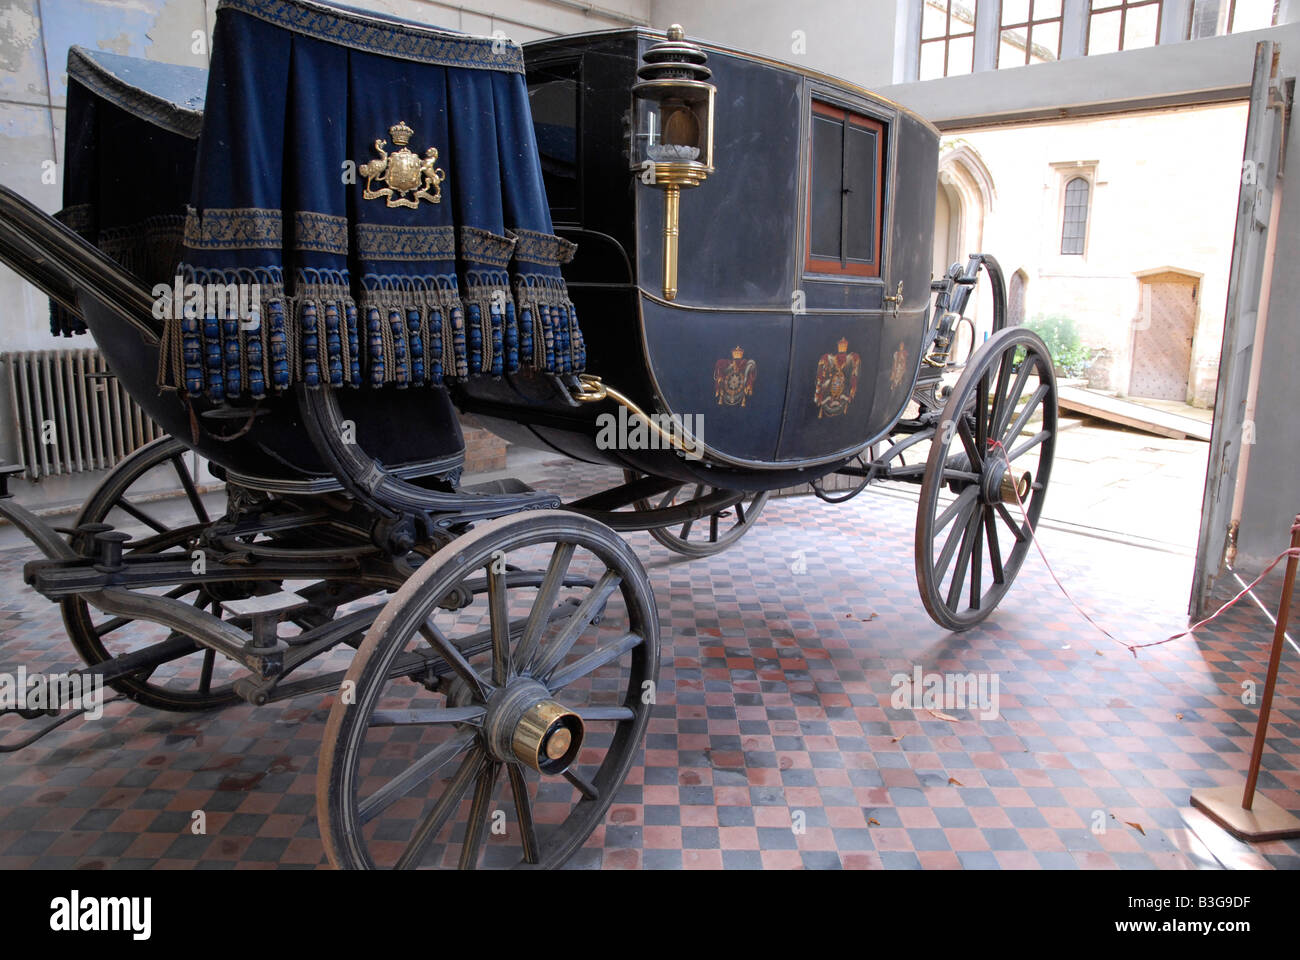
[[1191, 785, 1300, 842]]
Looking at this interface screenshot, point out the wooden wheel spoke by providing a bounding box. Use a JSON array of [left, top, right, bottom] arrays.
[[656, 486, 683, 510], [529, 570, 621, 678], [934, 486, 979, 535], [1007, 429, 1050, 464], [709, 513, 719, 542], [1002, 384, 1049, 447], [946, 510, 981, 610], [547, 632, 643, 692], [991, 358, 1032, 441], [975, 370, 989, 451], [735, 500, 746, 525], [956, 417, 983, 469], [564, 767, 598, 800], [574, 705, 635, 722], [420, 619, 489, 700], [125, 525, 203, 554], [94, 616, 132, 638], [988, 349, 1014, 436], [113, 497, 168, 534], [514, 542, 575, 672], [394, 745, 483, 869], [457, 760, 501, 870], [677, 518, 694, 541], [508, 765, 541, 865], [969, 510, 984, 609], [369, 706, 487, 727], [365, 729, 477, 829], [934, 495, 978, 581], [486, 564, 510, 685], [984, 507, 1005, 584], [995, 502, 1029, 543], [171, 455, 209, 525], [198, 648, 215, 695]]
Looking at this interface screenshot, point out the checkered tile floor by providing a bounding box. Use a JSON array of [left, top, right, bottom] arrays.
[[1, 460, 1297, 869]]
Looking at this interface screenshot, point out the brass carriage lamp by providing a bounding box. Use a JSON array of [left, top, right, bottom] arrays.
[[631, 24, 715, 301]]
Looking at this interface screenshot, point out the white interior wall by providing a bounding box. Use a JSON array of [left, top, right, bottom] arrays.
[[880, 21, 1300, 128], [649, 0, 902, 89]]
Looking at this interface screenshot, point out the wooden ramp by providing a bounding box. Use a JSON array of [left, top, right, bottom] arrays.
[[1056, 386, 1212, 441]]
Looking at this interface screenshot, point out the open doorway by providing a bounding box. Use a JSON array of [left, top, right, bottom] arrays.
[[934, 102, 1249, 551]]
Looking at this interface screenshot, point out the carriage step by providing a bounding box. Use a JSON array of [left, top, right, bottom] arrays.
[[220, 591, 310, 619], [459, 477, 536, 496], [221, 591, 310, 651], [220, 587, 309, 616]]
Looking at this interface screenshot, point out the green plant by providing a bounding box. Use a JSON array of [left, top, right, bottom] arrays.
[[1024, 313, 1091, 377]]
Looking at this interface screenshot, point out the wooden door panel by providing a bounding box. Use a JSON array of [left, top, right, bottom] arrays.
[[1130, 278, 1194, 401]]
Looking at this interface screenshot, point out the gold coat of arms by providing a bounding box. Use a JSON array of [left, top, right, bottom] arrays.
[[713, 345, 757, 407], [813, 337, 861, 418], [359, 121, 445, 209]]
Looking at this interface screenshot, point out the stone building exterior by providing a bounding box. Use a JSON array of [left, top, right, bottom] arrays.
[[935, 102, 1248, 405]]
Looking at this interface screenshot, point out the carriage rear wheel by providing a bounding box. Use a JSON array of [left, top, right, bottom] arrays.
[[915, 327, 1057, 631], [622, 470, 769, 558], [62, 436, 244, 710], [318, 510, 658, 869]]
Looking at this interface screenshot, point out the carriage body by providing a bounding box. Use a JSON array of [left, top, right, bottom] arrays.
[[56, 30, 944, 493], [460, 30, 940, 487]]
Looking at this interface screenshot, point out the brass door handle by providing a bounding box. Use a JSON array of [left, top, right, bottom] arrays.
[[884, 281, 903, 317]]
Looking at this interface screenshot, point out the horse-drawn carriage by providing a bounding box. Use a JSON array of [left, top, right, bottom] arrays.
[[0, 0, 1057, 869]]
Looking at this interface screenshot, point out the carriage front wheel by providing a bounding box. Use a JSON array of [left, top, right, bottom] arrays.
[[318, 510, 659, 869], [915, 327, 1058, 631]]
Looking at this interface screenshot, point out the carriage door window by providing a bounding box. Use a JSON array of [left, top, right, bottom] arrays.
[[806, 101, 883, 277], [527, 59, 581, 223]]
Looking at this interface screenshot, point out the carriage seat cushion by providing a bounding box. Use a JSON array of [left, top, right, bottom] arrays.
[[164, 0, 585, 404]]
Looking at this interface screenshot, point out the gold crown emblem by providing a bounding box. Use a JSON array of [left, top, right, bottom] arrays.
[[389, 121, 415, 146], [731, 345, 744, 359], [837, 337, 849, 352]]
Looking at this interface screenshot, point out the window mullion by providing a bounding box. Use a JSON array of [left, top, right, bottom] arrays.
[[1059, 0, 1090, 59], [974, 0, 1002, 72]]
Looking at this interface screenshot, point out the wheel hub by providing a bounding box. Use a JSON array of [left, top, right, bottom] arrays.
[[483, 679, 584, 774], [981, 456, 1031, 505]]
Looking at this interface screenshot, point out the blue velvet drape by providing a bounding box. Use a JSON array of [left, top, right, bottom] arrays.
[[168, 0, 583, 402]]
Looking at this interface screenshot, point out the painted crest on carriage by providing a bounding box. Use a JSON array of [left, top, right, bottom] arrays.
[[814, 338, 861, 418], [890, 340, 909, 390], [713, 345, 757, 407]]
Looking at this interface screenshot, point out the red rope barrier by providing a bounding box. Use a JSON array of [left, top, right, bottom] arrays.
[[986, 438, 1299, 658]]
